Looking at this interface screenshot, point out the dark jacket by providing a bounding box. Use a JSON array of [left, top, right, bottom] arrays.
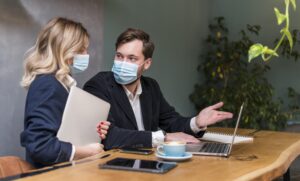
[[20, 74, 72, 168], [83, 71, 204, 150]]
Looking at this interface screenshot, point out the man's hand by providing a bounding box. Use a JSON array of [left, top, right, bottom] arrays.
[[196, 102, 233, 128], [165, 132, 200, 143]]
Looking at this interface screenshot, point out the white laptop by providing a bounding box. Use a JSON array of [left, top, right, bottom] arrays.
[[57, 86, 110, 146], [186, 103, 244, 157]]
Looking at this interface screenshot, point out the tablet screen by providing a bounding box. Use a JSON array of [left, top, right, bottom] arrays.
[[100, 157, 177, 173]]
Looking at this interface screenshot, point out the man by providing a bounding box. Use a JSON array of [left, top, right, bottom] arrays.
[[84, 28, 233, 150]]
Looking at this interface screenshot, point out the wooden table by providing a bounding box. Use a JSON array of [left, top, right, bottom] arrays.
[[17, 128, 300, 181]]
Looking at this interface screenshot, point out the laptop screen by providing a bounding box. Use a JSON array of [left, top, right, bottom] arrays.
[[228, 103, 244, 153]]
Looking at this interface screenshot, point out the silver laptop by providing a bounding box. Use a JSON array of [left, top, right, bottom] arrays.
[[186, 103, 244, 157], [57, 86, 110, 146]]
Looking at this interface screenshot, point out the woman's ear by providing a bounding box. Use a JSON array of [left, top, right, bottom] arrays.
[[67, 59, 73, 65]]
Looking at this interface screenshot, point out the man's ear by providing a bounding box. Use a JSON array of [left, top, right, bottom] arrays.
[[144, 58, 152, 70]]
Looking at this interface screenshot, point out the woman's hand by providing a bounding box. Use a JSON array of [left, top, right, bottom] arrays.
[[74, 143, 104, 160], [96, 121, 111, 140]]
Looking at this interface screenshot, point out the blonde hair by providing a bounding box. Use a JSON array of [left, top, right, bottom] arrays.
[[21, 17, 89, 89]]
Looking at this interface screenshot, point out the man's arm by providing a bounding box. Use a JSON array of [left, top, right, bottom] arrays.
[[102, 119, 152, 149], [151, 79, 206, 137]]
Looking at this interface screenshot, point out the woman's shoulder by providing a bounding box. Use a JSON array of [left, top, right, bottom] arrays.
[[29, 74, 65, 93], [35, 74, 57, 82], [25, 74, 68, 111]]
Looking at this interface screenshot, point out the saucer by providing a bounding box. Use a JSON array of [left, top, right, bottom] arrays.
[[155, 152, 193, 161]]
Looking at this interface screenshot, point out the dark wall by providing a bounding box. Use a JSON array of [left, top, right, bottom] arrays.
[[103, 0, 211, 116], [0, 0, 104, 158]]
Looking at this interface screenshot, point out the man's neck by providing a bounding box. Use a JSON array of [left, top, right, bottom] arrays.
[[124, 79, 140, 96]]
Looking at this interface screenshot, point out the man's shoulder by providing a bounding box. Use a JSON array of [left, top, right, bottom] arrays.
[[95, 71, 113, 77], [84, 71, 114, 92], [141, 76, 160, 89], [141, 74, 156, 82], [90, 71, 113, 81]]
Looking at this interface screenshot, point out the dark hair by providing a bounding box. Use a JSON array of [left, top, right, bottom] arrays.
[[115, 28, 155, 59]]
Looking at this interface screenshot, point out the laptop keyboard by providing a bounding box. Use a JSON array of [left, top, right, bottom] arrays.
[[199, 142, 229, 153]]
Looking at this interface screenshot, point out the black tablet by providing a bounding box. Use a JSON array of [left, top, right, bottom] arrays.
[[99, 157, 177, 174], [120, 147, 153, 155]]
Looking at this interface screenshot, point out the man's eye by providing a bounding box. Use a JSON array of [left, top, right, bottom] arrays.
[[130, 58, 137, 62], [116, 55, 124, 60]]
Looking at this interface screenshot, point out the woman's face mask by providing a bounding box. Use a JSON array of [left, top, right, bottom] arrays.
[[71, 54, 90, 74]]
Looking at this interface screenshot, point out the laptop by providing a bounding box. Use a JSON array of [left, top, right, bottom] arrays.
[[57, 86, 110, 146], [186, 103, 244, 157]]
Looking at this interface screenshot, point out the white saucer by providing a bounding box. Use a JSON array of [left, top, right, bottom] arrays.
[[155, 152, 193, 161]]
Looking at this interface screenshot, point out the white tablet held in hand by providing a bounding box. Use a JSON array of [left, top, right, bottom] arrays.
[[58, 86, 110, 146]]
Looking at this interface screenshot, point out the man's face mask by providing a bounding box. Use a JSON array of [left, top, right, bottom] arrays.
[[111, 60, 139, 85], [71, 54, 90, 74]]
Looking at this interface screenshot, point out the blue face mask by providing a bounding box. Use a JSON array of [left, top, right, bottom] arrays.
[[71, 54, 90, 74], [112, 60, 138, 85]]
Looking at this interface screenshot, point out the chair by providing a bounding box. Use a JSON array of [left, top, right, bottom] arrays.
[[0, 156, 34, 178]]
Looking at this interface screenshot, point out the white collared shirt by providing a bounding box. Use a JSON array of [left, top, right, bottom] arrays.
[[123, 83, 145, 131], [123, 83, 204, 147], [59, 75, 77, 92]]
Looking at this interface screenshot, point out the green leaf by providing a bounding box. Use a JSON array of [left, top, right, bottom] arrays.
[[259, 46, 279, 61], [290, 0, 297, 10], [248, 44, 264, 62], [274, 8, 286, 25], [281, 28, 294, 49], [212, 71, 216, 78], [262, 46, 279, 57], [285, 0, 289, 6]]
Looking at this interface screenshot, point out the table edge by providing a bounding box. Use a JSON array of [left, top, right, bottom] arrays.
[[234, 139, 300, 181]]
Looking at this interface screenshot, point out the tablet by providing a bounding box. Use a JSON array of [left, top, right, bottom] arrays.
[[120, 147, 153, 155], [99, 157, 177, 174], [58, 86, 110, 146]]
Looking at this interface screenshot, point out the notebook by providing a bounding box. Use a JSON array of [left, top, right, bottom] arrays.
[[57, 86, 110, 146], [200, 131, 253, 144], [186, 103, 245, 157]]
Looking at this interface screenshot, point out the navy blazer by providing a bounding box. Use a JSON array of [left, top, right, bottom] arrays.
[[20, 74, 72, 168], [83, 72, 204, 150]]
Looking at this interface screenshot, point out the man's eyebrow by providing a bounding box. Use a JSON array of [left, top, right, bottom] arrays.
[[128, 54, 138, 57], [115, 52, 139, 58], [115, 52, 123, 56]]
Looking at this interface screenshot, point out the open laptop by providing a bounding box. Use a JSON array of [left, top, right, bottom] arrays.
[[57, 86, 110, 146], [186, 103, 244, 157]]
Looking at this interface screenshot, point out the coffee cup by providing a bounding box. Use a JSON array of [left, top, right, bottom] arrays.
[[156, 141, 186, 157]]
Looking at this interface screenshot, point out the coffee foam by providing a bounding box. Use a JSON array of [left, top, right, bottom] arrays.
[[164, 141, 185, 145]]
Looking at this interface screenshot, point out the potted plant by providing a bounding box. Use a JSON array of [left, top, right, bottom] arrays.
[[190, 17, 294, 130]]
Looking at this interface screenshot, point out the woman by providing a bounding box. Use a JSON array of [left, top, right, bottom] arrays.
[[20, 17, 110, 168]]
